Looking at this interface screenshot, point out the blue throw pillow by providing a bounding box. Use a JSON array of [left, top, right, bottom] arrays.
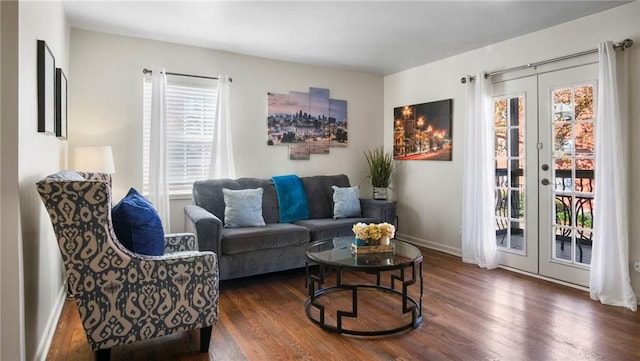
[[332, 185, 361, 219], [111, 188, 165, 256], [272, 175, 309, 223], [223, 188, 266, 228]]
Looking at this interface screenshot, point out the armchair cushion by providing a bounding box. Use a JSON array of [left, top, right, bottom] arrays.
[[112, 187, 165, 256]]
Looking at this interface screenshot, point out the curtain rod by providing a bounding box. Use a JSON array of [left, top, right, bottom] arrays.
[[142, 68, 232, 82], [460, 38, 633, 84]]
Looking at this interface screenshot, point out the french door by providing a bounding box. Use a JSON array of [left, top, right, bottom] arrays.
[[491, 64, 598, 287]]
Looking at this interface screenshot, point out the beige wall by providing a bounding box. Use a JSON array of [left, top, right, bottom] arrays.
[[1, 2, 24, 360], [2, 1, 71, 361], [385, 2, 640, 296], [69, 29, 384, 232]]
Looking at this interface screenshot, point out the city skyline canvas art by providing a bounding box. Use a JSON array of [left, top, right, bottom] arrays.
[[268, 87, 347, 160]]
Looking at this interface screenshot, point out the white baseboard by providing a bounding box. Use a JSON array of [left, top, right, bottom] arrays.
[[34, 285, 67, 361], [396, 232, 462, 257]]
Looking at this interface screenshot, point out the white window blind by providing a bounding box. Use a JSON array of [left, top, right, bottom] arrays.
[[143, 77, 218, 195]]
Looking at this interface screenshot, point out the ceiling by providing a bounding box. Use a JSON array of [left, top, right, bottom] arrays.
[[62, 1, 630, 76]]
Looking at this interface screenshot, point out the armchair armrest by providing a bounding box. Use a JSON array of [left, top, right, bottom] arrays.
[[360, 199, 397, 225], [184, 204, 223, 255], [164, 233, 198, 253], [131, 251, 219, 326]]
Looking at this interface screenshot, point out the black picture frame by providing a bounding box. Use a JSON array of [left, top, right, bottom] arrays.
[[55, 68, 68, 139], [37, 40, 56, 135]]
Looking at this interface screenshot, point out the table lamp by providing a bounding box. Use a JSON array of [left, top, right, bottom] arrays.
[[73, 145, 116, 173]]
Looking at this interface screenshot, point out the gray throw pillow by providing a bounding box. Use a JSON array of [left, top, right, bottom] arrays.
[[332, 185, 361, 219], [223, 188, 266, 228]]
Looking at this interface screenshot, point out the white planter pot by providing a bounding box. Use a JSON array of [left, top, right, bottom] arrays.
[[373, 187, 388, 200]]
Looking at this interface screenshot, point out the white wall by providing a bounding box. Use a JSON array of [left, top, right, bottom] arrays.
[[1, 2, 24, 360], [385, 2, 640, 293], [16, 1, 70, 360], [69, 29, 384, 232]]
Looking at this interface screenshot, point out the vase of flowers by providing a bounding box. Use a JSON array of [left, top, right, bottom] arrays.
[[352, 222, 396, 246]]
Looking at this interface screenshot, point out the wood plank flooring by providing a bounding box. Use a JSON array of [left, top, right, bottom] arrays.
[[46, 248, 640, 361]]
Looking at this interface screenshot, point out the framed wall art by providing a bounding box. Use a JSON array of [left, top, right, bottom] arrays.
[[55, 68, 68, 139], [393, 99, 453, 161], [37, 40, 56, 135], [267, 87, 347, 160]]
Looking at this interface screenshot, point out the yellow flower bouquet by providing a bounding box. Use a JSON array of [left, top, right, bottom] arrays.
[[352, 222, 395, 246]]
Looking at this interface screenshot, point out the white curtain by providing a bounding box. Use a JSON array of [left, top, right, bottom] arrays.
[[209, 75, 236, 179], [462, 72, 498, 269], [589, 41, 637, 311], [149, 68, 171, 232]]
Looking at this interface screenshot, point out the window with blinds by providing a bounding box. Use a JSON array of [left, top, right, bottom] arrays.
[[143, 76, 218, 195]]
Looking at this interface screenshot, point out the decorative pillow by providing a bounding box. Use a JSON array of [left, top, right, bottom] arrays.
[[111, 188, 165, 256], [332, 185, 361, 219], [223, 188, 266, 228]]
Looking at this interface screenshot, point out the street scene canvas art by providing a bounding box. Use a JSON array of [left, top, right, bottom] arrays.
[[393, 99, 453, 161], [268, 87, 347, 160]]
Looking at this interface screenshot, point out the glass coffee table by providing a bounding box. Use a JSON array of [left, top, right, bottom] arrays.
[[304, 237, 423, 336]]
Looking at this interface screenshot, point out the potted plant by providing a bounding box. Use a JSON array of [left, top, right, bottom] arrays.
[[364, 147, 396, 200]]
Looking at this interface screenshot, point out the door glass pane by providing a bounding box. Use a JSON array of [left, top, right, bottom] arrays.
[[553, 226, 573, 262], [493, 94, 526, 253], [575, 122, 594, 157], [554, 160, 573, 192], [553, 123, 573, 156], [510, 220, 525, 251], [575, 86, 594, 121], [495, 128, 507, 157], [551, 83, 595, 266]]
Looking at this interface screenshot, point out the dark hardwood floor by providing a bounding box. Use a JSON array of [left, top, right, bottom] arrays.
[[46, 248, 640, 361]]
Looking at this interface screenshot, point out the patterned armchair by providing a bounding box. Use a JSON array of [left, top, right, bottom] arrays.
[[36, 171, 219, 361]]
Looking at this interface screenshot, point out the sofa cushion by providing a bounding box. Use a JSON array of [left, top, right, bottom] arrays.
[[293, 217, 377, 243], [223, 188, 266, 228], [221, 223, 310, 255], [301, 174, 351, 219], [332, 185, 361, 219], [112, 188, 165, 256]]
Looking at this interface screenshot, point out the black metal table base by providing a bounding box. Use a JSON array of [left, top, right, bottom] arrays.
[[304, 261, 423, 336]]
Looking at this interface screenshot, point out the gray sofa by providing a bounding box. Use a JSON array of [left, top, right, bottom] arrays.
[[184, 174, 396, 280]]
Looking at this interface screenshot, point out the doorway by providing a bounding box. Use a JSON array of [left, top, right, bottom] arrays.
[[491, 63, 598, 287]]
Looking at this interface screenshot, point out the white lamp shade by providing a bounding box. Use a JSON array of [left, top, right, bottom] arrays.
[[73, 146, 116, 173]]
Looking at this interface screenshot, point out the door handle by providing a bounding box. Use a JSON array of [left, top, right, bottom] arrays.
[[541, 164, 549, 171], [541, 178, 550, 186]]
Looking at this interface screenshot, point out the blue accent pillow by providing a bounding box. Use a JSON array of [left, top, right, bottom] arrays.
[[332, 185, 361, 219], [272, 175, 309, 223], [223, 188, 266, 228], [111, 188, 165, 256]]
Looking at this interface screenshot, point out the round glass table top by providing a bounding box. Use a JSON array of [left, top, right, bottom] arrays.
[[306, 237, 422, 270]]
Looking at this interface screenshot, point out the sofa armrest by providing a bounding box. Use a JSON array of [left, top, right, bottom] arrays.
[[184, 204, 223, 255], [360, 199, 397, 225], [164, 233, 197, 253]]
